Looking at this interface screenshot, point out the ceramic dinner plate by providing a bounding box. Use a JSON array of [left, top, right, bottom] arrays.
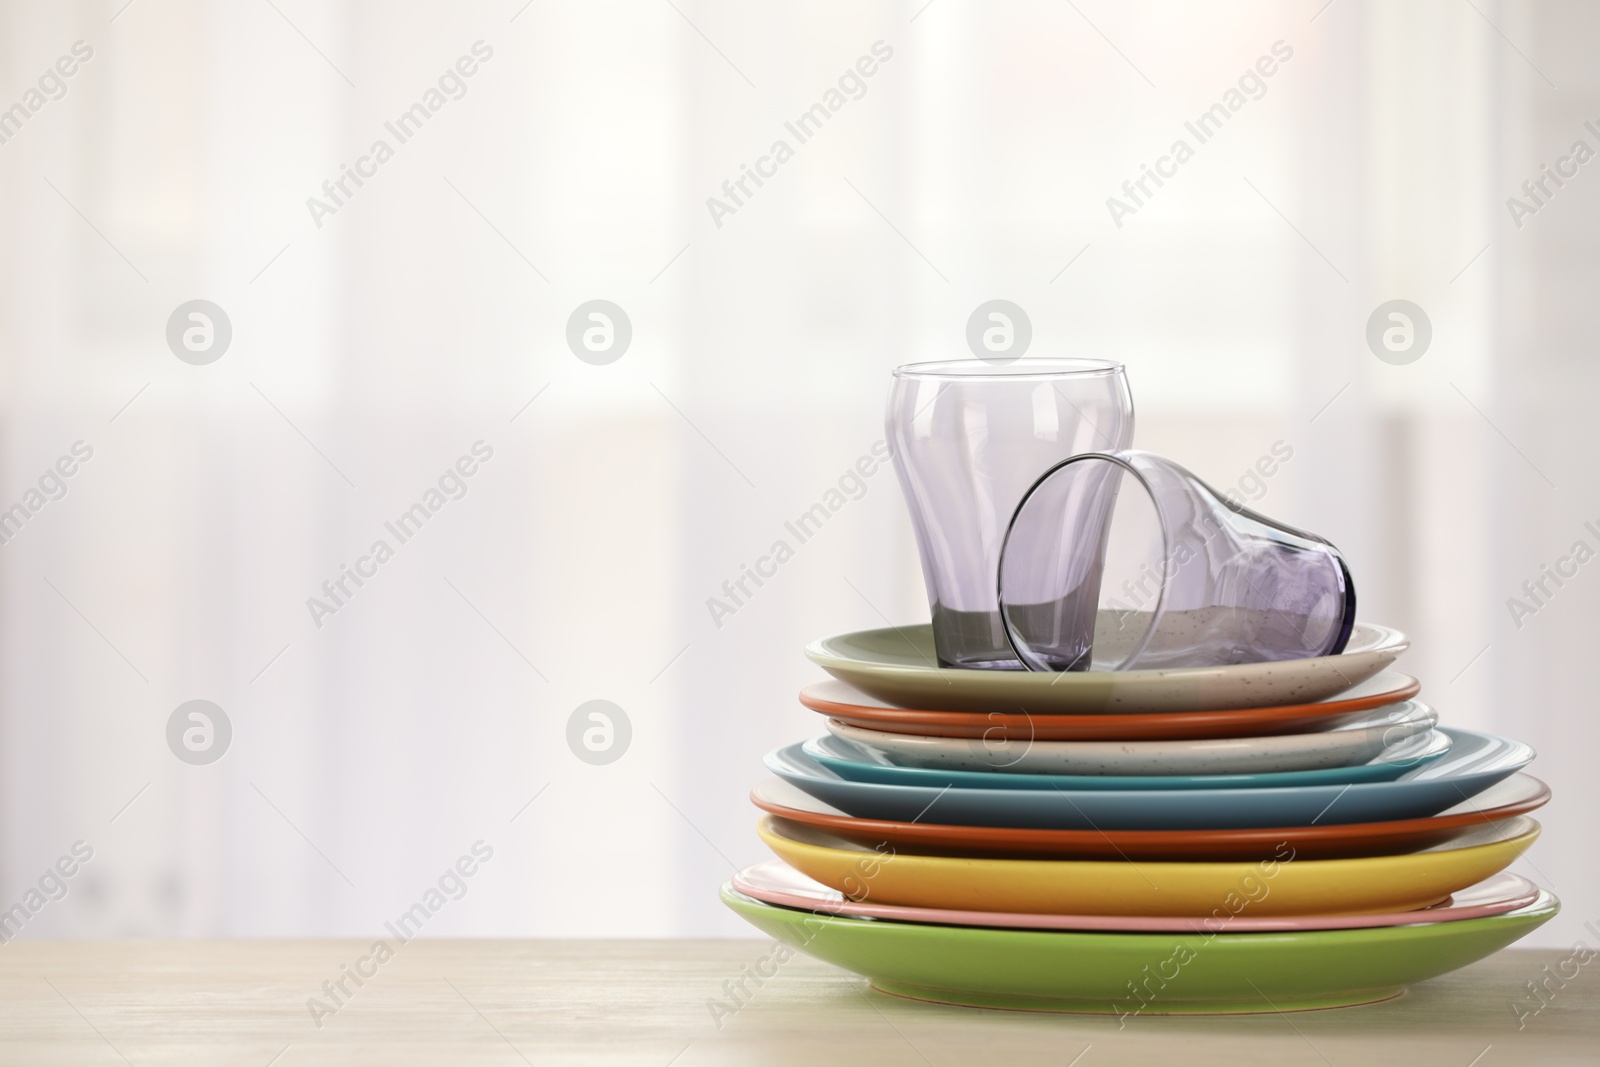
[[764, 727, 1533, 830], [732, 861, 1543, 934], [800, 672, 1422, 742], [722, 884, 1559, 1013], [802, 728, 1451, 791], [757, 814, 1539, 916], [824, 699, 1439, 775], [806, 621, 1409, 715], [749, 773, 1552, 861]]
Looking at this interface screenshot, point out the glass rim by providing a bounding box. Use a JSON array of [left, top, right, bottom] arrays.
[[892, 358, 1125, 381], [998, 450, 1168, 673]]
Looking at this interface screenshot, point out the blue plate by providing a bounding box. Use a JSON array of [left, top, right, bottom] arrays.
[[765, 728, 1532, 830], [802, 730, 1452, 791]]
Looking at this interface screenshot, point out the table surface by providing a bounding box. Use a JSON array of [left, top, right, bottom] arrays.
[[0, 941, 1594, 1065]]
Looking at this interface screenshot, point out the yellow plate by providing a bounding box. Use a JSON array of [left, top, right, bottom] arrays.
[[757, 814, 1539, 918]]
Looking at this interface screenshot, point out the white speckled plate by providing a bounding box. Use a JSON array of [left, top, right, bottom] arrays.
[[824, 701, 1438, 775], [805, 620, 1408, 714]]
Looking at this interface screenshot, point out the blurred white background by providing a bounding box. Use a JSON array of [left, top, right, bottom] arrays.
[[0, 0, 1593, 948]]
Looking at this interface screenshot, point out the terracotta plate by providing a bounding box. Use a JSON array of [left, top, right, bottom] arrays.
[[748, 772, 1551, 861], [800, 672, 1422, 741]]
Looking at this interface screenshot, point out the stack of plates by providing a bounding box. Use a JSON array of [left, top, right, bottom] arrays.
[[722, 622, 1557, 1014]]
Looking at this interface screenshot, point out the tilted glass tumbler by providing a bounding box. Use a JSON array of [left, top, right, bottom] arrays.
[[887, 359, 1134, 669], [997, 450, 1355, 672]]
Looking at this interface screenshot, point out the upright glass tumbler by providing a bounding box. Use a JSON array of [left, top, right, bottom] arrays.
[[887, 359, 1134, 669]]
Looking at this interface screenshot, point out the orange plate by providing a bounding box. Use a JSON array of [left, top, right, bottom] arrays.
[[749, 773, 1550, 862], [799, 671, 1422, 741]]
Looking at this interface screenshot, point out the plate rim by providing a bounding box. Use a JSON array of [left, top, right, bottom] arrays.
[[798, 672, 1424, 736], [759, 809, 1541, 870], [722, 881, 1562, 944], [747, 770, 1552, 853], [806, 620, 1409, 685], [800, 728, 1453, 791], [824, 697, 1436, 754]]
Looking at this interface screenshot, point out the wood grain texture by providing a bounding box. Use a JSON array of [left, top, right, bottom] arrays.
[[0, 941, 1592, 1065]]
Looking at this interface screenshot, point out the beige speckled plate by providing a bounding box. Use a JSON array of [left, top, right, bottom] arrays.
[[805, 621, 1408, 714]]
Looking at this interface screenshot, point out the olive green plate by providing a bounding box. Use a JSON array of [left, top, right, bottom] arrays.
[[721, 884, 1557, 1014], [805, 621, 1408, 714]]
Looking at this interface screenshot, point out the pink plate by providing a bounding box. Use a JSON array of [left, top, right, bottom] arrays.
[[731, 860, 1541, 934]]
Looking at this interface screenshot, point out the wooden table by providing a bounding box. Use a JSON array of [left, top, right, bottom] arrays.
[[0, 942, 1593, 1064]]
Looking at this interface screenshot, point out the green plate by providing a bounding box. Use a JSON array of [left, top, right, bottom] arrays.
[[721, 884, 1557, 1015]]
